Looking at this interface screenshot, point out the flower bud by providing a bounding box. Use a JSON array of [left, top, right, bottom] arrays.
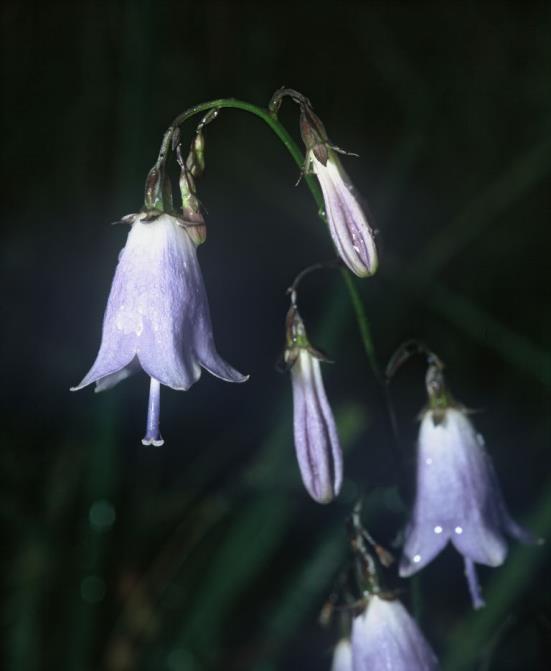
[[284, 306, 343, 503], [179, 166, 207, 246], [300, 106, 378, 278], [186, 130, 206, 178], [173, 133, 208, 246]]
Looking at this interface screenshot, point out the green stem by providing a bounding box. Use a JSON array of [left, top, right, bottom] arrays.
[[166, 99, 322, 209], [164, 97, 380, 378], [340, 269, 382, 383]]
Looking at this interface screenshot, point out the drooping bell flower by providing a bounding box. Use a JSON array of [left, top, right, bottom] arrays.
[[299, 104, 378, 278], [351, 594, 439, 671], [283, 304, 343, 503], [72, 148, 247, 445], [399, 358, 536, 608], [331, 638, 353, 671]]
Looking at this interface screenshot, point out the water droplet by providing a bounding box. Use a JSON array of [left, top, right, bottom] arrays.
[[434, 525, 443, 534], [455, 526, 463, 535], [425, 457, 433, 465], [81, 575, 105, 603], [413, 554, 422, 563]]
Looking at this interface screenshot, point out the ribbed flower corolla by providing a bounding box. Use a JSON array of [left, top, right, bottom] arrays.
[[300, 105, 378, 278], [284, 305, 343, 503], [351, 594, 439, 671], [331, 638, 353, 671], [72, 212, 247, 445], [400, 401, 535, 609]]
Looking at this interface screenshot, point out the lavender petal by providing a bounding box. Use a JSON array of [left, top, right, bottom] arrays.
[[291, 350, 343, 503], [351, 595, 440, 671]]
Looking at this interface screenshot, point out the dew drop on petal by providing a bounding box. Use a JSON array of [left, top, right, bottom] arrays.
[[434, 525, 443, 534], [425, 457, 433, 465], [413, 554, 422, 563], [116, 306, 143, 335], [455, 526, 463, 535]]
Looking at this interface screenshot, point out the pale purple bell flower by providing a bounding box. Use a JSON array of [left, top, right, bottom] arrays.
[[331, 638, 353, 671], [72, 212, 247, 445], [351, 594, 440, 671], [285, 306, 343, 504], [399, 405, 536, 609]]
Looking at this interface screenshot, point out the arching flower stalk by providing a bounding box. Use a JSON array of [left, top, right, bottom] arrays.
[[283, 302, 343, 503], [399, 354, 537, 608], [72, 126, 247, 445]]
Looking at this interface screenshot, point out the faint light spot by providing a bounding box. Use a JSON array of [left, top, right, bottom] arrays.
[[413, 554, 422, 563], [455, 526, 463, 535], [167, 648, 198, 671], [89, 499, 116, 531], [81, 575, 106, 603], [425, 458, 433, 465], [434, 525, 443, 534]]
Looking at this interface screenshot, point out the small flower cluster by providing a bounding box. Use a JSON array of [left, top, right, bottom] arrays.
[[71, 89, 539, 669], [73, 92, 377, 446]]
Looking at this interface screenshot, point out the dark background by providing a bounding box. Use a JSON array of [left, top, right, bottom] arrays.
[[2, 1, 550, 670]]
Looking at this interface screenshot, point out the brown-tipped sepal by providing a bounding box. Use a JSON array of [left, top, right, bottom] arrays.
[[299, 104, 329, 166]]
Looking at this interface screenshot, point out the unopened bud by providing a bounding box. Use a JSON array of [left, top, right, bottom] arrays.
[[283, 306, 343, 504], [299, 104, 329, 166], [298, 102, 378, 277], [144, 164, 165, 212], [186, 130, 206, 178], [179, 167, 207, 246]]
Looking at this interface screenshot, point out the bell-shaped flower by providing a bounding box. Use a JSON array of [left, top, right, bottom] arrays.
[[72, 212, 247, 445], [284, 305, 343, 503], [300, 105, 378, 278], [351, 594, 440, 671], [331, 638, 353, 671], [399, 401, 536, 609]]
